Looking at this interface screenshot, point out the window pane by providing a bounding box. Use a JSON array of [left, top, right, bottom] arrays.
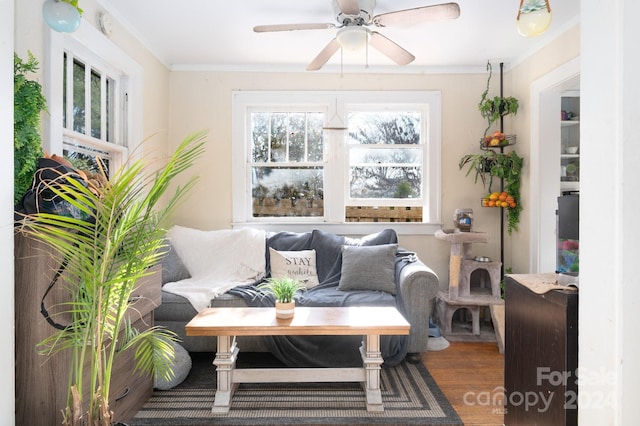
[[350, 166, 422, 199], [350, 147, 422, 164], [252, 167, 323, 217], [73, 59, 85, 133], [307, 113, 324, 161], [64, 145, 111, 178], [90, 68, 101, 139], [288, 113, 305, 162], [251, 112, 270, 162], [270, 113, 287, 162], [348, 111, 421, 145]]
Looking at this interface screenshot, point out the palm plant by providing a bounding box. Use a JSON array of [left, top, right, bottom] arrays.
[[16, 131, 206, 425]]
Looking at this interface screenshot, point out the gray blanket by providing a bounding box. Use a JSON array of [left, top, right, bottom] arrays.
[[229, 229, 411, 367]]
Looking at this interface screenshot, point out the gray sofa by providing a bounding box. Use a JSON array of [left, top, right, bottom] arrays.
[[155, 228, 439, 364]]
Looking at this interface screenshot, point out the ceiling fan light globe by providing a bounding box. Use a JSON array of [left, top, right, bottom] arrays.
[[517, 8, 552, 37], [336, 26, 370, 51]]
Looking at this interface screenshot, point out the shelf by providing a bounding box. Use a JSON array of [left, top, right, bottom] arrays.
[[560, 94, 580, 194], [561, 181, 580, 192], [480, 134, 516, 150]]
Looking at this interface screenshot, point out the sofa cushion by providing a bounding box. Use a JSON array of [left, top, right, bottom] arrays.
[[269, 248, 319, 288], [338, 243, 398, 294], [160, 242, 191, 285]]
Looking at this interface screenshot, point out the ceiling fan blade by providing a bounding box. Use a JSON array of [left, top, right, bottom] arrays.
[[369, 32, 415, 66], [254, 23, 335, 33], [336, 0, 361, 16], [372, 2, 460, 27], [306, 38, 341, 71]]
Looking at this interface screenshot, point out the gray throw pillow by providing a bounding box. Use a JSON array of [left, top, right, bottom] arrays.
[[154, 340, 192, 390], [161, 242, 191, 285], [338, 243, 398, 295]]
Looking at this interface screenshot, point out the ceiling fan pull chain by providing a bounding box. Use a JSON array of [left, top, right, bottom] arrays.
[[366, 39, 369, 68]]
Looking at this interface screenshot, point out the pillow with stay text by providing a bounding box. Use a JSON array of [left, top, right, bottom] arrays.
[[269, 248, 320, 289]]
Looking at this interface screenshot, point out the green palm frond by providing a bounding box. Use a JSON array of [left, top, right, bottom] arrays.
[[17, 130, 206, 425]]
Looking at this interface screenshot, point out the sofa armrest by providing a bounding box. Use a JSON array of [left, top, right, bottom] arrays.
[[397, 258, 439, 354]]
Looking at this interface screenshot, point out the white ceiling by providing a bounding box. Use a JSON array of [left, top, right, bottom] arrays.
[[99, 0, 580, 73]]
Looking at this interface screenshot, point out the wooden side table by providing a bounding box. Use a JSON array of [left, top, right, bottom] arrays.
[[504, 274, 578, 425]]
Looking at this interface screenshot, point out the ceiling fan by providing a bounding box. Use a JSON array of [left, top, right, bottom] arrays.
[[253, 0, 461, 71]]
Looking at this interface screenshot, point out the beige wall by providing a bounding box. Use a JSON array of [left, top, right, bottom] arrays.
[[167, 26, 579, 287]]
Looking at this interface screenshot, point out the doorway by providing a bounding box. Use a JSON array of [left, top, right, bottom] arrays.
[[529, 57, 580, 272]]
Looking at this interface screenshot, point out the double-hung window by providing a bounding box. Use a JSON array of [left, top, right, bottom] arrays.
[[45, 23, 142, 177], [232, 91, 441, 234]]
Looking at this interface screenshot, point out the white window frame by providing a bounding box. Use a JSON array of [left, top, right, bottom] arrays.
[[44, 22, 143, 172], [232, 91, 442, 235]]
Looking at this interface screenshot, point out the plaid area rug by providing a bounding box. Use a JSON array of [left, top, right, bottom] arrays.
[[129, 353, 462, 425]]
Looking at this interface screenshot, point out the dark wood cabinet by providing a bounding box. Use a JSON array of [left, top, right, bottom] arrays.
[[14, 233, 160, 425], [504, 274, 578, 426]]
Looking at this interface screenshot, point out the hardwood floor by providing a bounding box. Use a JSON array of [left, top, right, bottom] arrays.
[[423, 341, 505, 426]]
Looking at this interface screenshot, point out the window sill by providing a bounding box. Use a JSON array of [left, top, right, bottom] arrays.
[[231, 221, 443, 236]]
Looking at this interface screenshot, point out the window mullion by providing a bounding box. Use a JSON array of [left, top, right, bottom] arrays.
[[267, 114, 272, 162], [100, 74, 107, 142], [323, 129, 345, 223], [64, 53, 74, 130], [285, 115, 290, 162], [84, 62, 91, 138]]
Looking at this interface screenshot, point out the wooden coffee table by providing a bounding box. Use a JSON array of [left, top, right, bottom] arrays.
[[185, 306, 410, 414]]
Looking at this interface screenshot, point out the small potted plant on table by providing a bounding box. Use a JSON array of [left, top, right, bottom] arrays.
[[258, 277, 306, 319]]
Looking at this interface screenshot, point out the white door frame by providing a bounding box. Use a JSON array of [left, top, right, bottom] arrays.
[[529, 57, 580, 272]]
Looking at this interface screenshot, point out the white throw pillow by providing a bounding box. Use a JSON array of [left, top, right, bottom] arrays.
[[167, 226, 266, 281], [269, 248, 320, 288]]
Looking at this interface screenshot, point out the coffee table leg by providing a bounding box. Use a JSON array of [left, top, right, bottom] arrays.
[[361, 334, 384, 412], [212, 335, 239, 414]]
